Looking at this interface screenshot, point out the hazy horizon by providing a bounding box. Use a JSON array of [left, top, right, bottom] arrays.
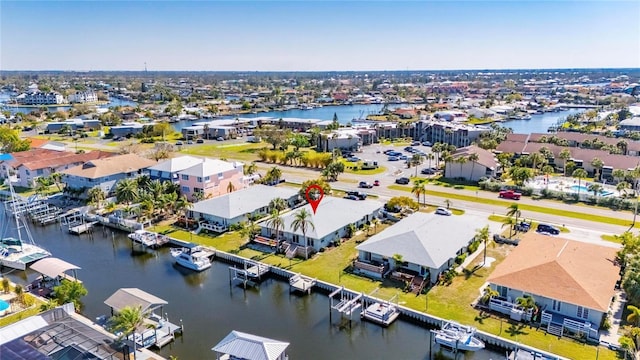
[[2, 1, 639, 71]]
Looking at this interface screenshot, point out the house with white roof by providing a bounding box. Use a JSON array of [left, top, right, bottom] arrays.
[[147, 155, 204, 183], [212, 330, 289, 360], [355, 212, 483, 284], [177, 158, 245, 201], [261, 197, 383, 254], [188, 185, 300, 232]]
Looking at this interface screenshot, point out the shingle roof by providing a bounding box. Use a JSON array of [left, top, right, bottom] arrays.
[[191, 185, 299, 219], [18, 150, 114, 171], [355, 212, 481, 269], [104, 288, 168, 314], [62, 154, 156, 179], [211, 330, 289, 360], [275, 197, 383, 240], [488, 233, 619, 312], [452, 145, 497, 169]]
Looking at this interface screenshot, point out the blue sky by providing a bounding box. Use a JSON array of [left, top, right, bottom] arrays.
[[1, 1, 639, 71]]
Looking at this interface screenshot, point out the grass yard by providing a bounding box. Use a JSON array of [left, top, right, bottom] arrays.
[[389, 184, 639, 228], [487, 215, 570, 233], [181, 142, 265, 161]]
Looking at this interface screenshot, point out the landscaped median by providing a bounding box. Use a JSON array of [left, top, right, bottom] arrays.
[[389, 184, 639, 228], [150, 224, 617, 360]]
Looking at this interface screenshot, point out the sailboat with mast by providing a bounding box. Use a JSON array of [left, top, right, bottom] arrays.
[[1, 168, 51, 270]]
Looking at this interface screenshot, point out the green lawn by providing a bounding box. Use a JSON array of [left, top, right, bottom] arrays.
[[601, 234, 621, 243], [390, 184, 639, 228], [148, 223, 617, 359], [181, 142, 265, 161]]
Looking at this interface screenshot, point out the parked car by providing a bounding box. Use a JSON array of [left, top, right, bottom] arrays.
[[421, 168, 436, 175], [493, 234, 520, 246], [346, 191, 367, 200], [216, 137, 224, 141], [373, 180, 380, 186], [359, 181, 373, 189], [175, 141, 183, 146], [344, 195, 359, 200], [187, 140, 194, 145], [435, 207, 452, 216], [347, 157, 360, 162], [536, 223, 560, 235], [388, 156, 399, 161], [398, 155, 408, 161], [499, 189, 522, 200], [422, 141, 432, 146], [404, 146, 414, 152], [412, 141, 421, 146], [395, 177, 410, 185], [196, 138, 205, 144], [515, 221, 531, 232]]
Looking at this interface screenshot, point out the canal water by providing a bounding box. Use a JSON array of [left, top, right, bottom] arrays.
[[1, 213, 505, 359]]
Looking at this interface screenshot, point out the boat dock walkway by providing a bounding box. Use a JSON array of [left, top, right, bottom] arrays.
[[289, 273, 316, 294], [128, 230, 171, 249], [68, 221, 98, 235]]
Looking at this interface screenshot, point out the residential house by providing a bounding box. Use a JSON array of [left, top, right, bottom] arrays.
[[147, 155, 205, 183], [188, 185, 300, 232], [16, 91, 65, 105], [177, 158, 245, 201], [109, 122, 145, 137], [417, 120, 489, 148], [619, 117, 640, 132], [62, 153, 157, 197], [8, 150, 114, 188], [444, 145, 498, 181], [487, 233, 619, 339], [261, 197, 383, 254], [355, 212, 483, 284], [68, 91, 98, 104], [316, 130, 362, 152]]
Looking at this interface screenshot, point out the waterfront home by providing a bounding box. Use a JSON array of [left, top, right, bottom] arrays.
[[212, 330, 289, 360], [0, 304, 151, 360], [1, 149, 114, 188], [68, 90, 98, 104], [45, 119, 102, 133], [444, 145, 498, 181], [62, 153, 156, 197], [109, 122, 146, 137], [487, 233, 619, 340], [176, 158, 245, 201], [15, 90, 65, 105], [188, 184, 300, 233], [261, 197, 383, 255], [355, 212, 482, 285], [181, 123, 238, 140], [147, 155, 204, 183], [417, 120, 489, 148]]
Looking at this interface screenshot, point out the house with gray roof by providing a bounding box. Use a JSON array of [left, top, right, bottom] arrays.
[[261, 197, 383, 253], [147, 155, 204, 183], [188, 185, 300, 232], [212, 330, 289, 360], [355, 212, 483, 284]]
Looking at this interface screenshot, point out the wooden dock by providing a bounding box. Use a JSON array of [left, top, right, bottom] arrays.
[[289, 273, 316, 294], [68, 222, 97, 235]]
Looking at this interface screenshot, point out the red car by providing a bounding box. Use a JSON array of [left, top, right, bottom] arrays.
[[499, 190, 522, 200], [373, 180, 380, 186]]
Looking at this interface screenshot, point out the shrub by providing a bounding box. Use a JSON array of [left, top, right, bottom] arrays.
[[468, 240, 480, 254], [455, 253, 467, 265], [453, 185, 465, 190]]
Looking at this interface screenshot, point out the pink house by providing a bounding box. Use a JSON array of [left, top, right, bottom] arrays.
[[177, 159, 246, 201]]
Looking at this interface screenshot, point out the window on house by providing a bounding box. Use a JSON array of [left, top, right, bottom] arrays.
[[496, 285, 508, 298], [205, 176, 210, 182], [218, 172, 224, 179], [577, 306, 589, 319], [197, 177, 203, 183], [36, 169, 44, 175], [181, 186, 190, 193], [25, 170, 30, 175], [181, 174, 189, 181], [552, 300, 561, 312]]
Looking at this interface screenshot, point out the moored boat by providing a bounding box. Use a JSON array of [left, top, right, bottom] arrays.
[[170, 244, 214, 271], [431, 321, 485, 352]]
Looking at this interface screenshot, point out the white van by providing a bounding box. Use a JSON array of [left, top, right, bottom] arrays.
[[361, 160, 378, 170]]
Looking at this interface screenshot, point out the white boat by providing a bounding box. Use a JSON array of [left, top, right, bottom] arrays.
[[432, 321, 485, 352], [0, 171, 51, 270], [170, 244, 213, 271]]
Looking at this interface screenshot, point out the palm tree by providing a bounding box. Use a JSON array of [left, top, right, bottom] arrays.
[[591, 158, 604, 181], [506, 204, 521, 233], [50, 172, 63, 191], [410, 153, 422, 177], [475, 225, 490, 265], [110, 305, 147, 360], [88, 187, 106, 209], [613, 169, 627, 183], [588, 183, 603, 198], [265, 209, 284, 249], [371, 218, 380, 234], [572, 168, 588, 195], [515, 295, 538, 320], [481, 286, 499, 304], [40, 299, 59, 311], [541, 165, 554, 189], [173, 195, 192, 217], [411, 182, 426, 206], [559, 148, 571, 176], [290, 208, 315, 259], [13, 284, 24, 305], [266, 166, 282, 183], [627, 305, 640, 327], [227, 182, 236, 193], [203, 123, 210, 140], [244, 162, 258, 176], [426, 153, 435, 170], [467, 152, 479, 180], [268, 197, 287, 213], [115, 178, 139, 205]]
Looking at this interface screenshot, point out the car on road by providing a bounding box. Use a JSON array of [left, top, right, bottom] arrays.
[[515, 221, 531, 232], [499, 189, 522, 200], [196, 138, 205, 144], [216, 137, 224, 141], [388, 156, 399, 161], [344, 195, 359, 200], [187, 140, 194, 145], [347, 157, 360, 162], [422, 141, 432, 146], [175, 141, 183, 146], [395, 177, 410, 185], [346, 191, 367, 200], [373, 180, 380, 186], [359, 181, 373, 189], [536, 223, 560, 235], [435, 207, 452, 216], [493, 234, 520, 246]]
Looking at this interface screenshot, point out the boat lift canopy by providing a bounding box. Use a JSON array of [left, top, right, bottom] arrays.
[[104, 288, 168, 314], [30, 257, 80, 280]]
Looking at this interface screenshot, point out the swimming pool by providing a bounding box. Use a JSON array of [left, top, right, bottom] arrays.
[[569, 185, 614, 196], [0, 299, 9, 316]]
